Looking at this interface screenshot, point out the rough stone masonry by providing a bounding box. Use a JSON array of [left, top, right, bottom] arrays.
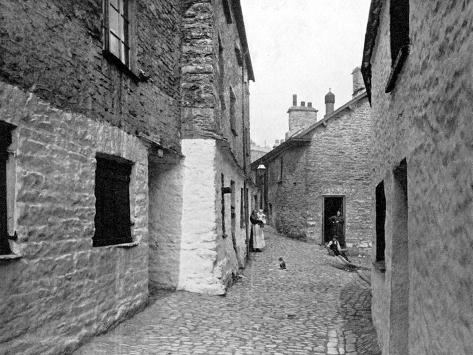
[[0, 0, 181, 353], [252, 70, 373, 252], [0, 0, 255, 353]]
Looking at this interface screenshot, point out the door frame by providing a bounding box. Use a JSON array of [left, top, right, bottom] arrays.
[[321, 195, 346, 244]]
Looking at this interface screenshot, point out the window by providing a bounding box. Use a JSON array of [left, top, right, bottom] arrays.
[[0, 122, 13, 255], [229, 88, 237, 136], [375, 181, 386, 265], [385, 0, 409, 92], [390, 0, 409, 64], [94, 155, 133, 247], [103, 0, 132, 68], [222, 0, 232, 24]]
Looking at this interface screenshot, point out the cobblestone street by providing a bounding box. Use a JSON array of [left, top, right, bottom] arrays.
[[75, 228, 380, 355]]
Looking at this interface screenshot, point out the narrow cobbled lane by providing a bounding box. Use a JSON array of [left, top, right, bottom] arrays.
[[75, 227, 380, 355]]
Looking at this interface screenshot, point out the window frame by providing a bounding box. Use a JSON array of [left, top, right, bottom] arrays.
[[102, 0, 138, 77], [93, 154, 134, 247]]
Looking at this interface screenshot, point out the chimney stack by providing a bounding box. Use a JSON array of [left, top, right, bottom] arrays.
[[352, 67, 365, 97], [287, 95, 318, 137], [325, 89, 335, 116]]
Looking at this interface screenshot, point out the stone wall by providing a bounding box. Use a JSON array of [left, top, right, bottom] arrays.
[[176, 0, 251, 295], [0, 83, 149, 354], [175, 139, 247, 295], [178, 139, 225, 295], [148, 157, 183, 292], [0, 0, 182, 151], [266, 95, 373, 249], [368, 1, 473, 354], [181, 0, 250, 169], [215, 141, 248, 276]]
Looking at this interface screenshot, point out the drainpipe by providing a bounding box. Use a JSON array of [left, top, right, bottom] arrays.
[[241, 51, 250, 262]]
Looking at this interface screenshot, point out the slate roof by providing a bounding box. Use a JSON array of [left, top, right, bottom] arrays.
[[251, 91, 368, 168]]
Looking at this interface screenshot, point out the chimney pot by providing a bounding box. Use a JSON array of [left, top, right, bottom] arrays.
[[292, 94, 297, 106], [325, 89, 335, 116], [301, 101, 305, 107], [308, 102, 312, 107]]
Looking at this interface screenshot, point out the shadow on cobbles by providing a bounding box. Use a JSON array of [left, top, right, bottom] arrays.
[[339, 279, 382, 355]]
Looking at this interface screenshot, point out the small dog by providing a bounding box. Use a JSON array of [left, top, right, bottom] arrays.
[[279, 257, 286, 270]]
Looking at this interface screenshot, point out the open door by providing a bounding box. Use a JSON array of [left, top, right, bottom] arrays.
[[323, 196, 345, 245]]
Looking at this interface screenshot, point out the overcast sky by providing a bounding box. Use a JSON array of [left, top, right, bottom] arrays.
[[241, 0, 371, 147]]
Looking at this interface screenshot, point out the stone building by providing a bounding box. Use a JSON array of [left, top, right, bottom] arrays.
[[250, 140, 271, 163], [361, 0, 473, 354], [151, 0, 254, 295], [251, 70, 373, 250], [0, 0, 253, 353]]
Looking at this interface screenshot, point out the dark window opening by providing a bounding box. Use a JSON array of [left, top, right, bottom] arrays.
[[390, 0, 409, 63], [375, 181, 386, 263], [222, 0, 232, 24], [94, 155, 133, 247], [386, 0, 409, 92], [0, 122, 13, 255], [230, 88, 237, 136]]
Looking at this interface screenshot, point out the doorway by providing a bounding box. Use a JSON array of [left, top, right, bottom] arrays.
[[322, 196, 345, 244]]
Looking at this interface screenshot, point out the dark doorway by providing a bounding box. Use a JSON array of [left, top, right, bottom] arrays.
[[323, 196, 344, 244], [390, 158, 408, 354]]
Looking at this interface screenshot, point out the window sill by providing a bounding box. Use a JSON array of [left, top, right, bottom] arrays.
[[385, 45, 410, 93], [93, 240, 139, 248], [102, 50, 142, 82], [0, 253, 22, 261], [114, 241, 139, 249], [373, 260, 386, 273]]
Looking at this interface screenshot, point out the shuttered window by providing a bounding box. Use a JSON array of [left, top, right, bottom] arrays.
[[0, 123, 13, 255], [94, 156, 133, 247]]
